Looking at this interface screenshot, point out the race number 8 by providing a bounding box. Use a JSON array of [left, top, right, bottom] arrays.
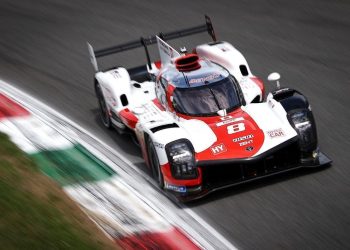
[[227, 123, 245, 134]]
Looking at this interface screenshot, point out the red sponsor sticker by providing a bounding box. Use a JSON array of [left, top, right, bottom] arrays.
[[210, 143, 227, 155]]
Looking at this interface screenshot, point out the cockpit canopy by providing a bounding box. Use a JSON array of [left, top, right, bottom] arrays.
[[173, 76, 241, 116], [157, 58, 243, 116], [162, 58, 228, 88]]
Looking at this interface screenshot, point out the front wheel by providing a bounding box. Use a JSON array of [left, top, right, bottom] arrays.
[[95, 83, 111, 129], [147, 136, 164, 189]]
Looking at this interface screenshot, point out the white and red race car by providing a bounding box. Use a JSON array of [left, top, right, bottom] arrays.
[[88, 16, 331, 201]]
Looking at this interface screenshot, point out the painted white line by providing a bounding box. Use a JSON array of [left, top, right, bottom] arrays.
[[0, 79, 238, 250]]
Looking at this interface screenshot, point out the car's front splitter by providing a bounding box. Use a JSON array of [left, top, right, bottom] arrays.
[[165, 151, 332, 203]]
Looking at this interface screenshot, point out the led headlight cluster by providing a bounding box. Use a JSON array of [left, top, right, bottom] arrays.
[[291, 110, 311, 130], [165, 139, 197, 179], [289, 110, 317, 154]]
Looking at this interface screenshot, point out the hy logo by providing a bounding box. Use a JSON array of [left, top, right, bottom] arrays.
[[210, 143, 227, 155]]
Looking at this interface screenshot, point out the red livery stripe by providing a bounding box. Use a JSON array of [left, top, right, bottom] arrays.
[[154, 60, 162, 70], [153, 98, 165, 111], [119, 108, 138, 129], [250, 77, 265, 99]]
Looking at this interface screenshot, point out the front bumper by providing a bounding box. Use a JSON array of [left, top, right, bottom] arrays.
[[165, 139, 332, 202]]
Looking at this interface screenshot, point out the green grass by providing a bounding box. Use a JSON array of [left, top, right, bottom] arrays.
[[0, 133, 117, 250]]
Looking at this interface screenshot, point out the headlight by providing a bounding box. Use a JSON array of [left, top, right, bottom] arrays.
[[165, 139, 197, 179], [289, 110, 317, 154], [291, 110, 311, 130]]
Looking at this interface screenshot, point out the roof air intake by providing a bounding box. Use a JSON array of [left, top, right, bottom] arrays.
[[175, 54, 201, 72]]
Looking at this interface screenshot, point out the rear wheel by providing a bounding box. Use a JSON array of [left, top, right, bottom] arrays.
[[95, 82, 111, 128], [147, 136, 164, 188]]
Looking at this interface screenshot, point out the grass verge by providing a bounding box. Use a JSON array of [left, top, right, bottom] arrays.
[[0, 133, 118, 250]]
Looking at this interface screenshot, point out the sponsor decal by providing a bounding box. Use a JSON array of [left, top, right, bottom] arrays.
[[246, 146, 254, 151], [153, 142, 164, 149], [238, 140, 253, 147], [157, 37, 178, 59], [216, 117, 244, 127], [111, 70, 121, 79], [210, 143, 227, 155], [232, 134, 254, 142], [159, 39, 170, 57], [165, 183, 187, 193], [233, 134, 254, 147], [189, 73, 220, 84], [267, 128, 285, 138]]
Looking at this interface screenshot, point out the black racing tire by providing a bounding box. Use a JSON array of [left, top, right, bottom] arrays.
[[147, 136, 164, 189], [95, 82, 111, 129]]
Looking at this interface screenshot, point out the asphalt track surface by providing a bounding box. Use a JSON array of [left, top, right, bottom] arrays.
[[1, 0, 349, 249]]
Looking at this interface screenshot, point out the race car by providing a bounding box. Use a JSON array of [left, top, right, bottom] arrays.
[[87, 16, 331, 201]]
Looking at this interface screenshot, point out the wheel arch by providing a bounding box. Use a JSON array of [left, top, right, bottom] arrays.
[[272, 88, 309, 112], [273, 88, 318, 156]]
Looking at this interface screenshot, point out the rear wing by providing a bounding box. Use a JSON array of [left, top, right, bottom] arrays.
[[87, 15, 216, 72]]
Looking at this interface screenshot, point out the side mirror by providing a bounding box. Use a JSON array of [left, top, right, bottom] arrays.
[[267, 72, 281, 89]]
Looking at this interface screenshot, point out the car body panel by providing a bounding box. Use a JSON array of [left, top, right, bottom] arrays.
[[89, 17, 331, 201]]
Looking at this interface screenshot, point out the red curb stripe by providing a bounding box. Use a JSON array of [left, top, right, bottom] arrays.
[[116, 227, 201, 250], [0, 93, 30, 119]]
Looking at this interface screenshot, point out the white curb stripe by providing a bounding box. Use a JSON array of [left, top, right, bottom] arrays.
[[0, 115, 73, 154]]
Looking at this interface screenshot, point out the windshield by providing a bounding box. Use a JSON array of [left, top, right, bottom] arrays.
[[173, 76, 241, 116]]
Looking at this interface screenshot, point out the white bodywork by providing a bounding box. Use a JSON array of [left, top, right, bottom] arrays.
[[243, 95, 298, 156], [196, 42, 262, 103], [94, 40, 298, 165]]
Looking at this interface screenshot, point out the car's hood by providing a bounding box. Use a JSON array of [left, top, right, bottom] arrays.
[[185, 102, 298, 162]]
